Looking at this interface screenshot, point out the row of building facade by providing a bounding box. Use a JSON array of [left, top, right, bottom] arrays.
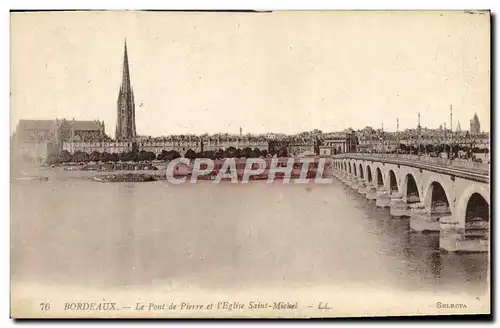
[[12, 118, 359, 163], [11, 41, 489, 164], [12, 116, 489, 164]]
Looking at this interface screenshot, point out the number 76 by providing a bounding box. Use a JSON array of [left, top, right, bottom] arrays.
[[39, 303, 51, 311]]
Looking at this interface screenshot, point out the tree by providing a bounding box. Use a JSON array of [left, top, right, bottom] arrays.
[[146, 151, 156, 162], [119, 150, 138, 162], [225, 146, 237, 158], [128, 150, 139, 162], [461, 146, 470, 152], [58, 150, 72, 163], [261, 149, 268, 157], [73, 151, 89, 163], [242, 147, 252, 158], [251, 148, 262, 158], [159, 150, 181, 161], [198, 150, 215, 160], [157, 150, 168, 161], [89, 151, 101, 162], [100, 152, 112, 163], [268, 141, 278, 155], [314, 137, 321, 155], [234, 148, 242, 158], [110, 153, 119, 162], [277, 147, 288, 157], [170, 150, 181, 160], [425, 144, 434, 153], [119, 152, 128, 162], [138, 150, 149, 162], [184, 149, 197, 160], [215, 149, 224, 159]]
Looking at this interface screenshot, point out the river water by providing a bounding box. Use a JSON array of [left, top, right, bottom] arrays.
[[11, 171, 489, 300]]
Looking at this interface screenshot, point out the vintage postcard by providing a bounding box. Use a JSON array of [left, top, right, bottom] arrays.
[[10, 10, 490, 318]]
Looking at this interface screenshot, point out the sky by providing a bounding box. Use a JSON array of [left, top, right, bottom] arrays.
[[10, 11, 490, 137]]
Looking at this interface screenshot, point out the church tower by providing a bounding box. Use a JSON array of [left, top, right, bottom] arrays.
[[470, 113, 481, 134], [115, 40, 136, 140]]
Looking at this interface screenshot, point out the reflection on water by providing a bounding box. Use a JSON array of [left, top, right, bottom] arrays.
[[11, 173, 489, 296]]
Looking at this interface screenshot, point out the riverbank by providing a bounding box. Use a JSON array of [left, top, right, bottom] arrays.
[[92, 173, 158, 183]]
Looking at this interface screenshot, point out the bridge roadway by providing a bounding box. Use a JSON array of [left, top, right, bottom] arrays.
[[330, 153, 490, 253]]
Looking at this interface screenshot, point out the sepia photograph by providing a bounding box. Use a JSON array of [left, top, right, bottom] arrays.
[[9, 10, 490, 318]]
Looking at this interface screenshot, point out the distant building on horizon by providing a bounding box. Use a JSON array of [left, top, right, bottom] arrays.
[[12, 118, 105, 163], [470, 113, 481, 134]]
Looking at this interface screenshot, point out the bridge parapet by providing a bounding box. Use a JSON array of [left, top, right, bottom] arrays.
[[332, 153, 489, 183]]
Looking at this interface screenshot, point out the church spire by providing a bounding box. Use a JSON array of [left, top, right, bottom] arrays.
[[121, 39, 131, 93], [116, 39, 136, 140]]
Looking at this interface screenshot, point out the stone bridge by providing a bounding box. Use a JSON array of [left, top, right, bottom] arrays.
[[331, 153, 490, 253]]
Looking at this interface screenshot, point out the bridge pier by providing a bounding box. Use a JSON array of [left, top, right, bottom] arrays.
[[344, 173, 350, 185], [439, 218, 463, 252], [365, 183, 377, 200], [390, 192, 410, 218], [375, 187, 390, 208], [357, 181, 366, 195], [345, 174, 352, 186], [409, 204, 441, 232], [439, 216, 488, 253], [351, 177, 360, 190], [338, 171, 345, 182]]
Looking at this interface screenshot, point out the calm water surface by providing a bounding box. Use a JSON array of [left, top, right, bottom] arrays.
[[11, 170, 489, 296]]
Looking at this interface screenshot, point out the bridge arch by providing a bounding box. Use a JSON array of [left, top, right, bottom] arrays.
[[423, 178, 453, 215], [402, 173, 421, 204], [366, 165, 373, 183], [463, 192, 489, 241], [359, 164, 364, 180], [375, 167, 384, 188], [348, 162, 352, 174], [353, 163, 357, 176], [386, 170, 399, 194], [455, 184, 490, 229]]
